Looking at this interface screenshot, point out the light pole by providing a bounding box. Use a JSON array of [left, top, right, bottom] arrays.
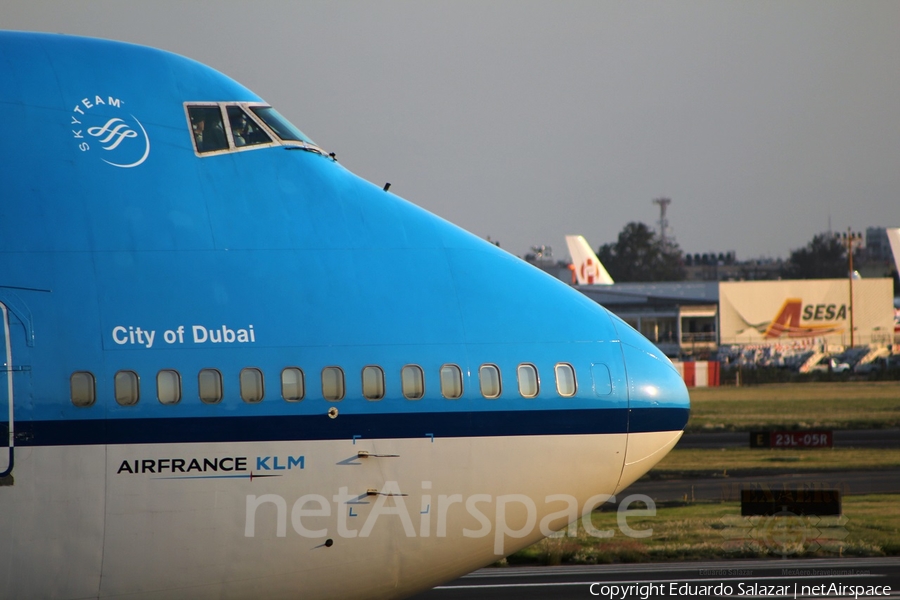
[[840, 228, 863, 347]]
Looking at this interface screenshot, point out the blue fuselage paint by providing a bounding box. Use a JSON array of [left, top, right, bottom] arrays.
[[0, 30, 689, 448]]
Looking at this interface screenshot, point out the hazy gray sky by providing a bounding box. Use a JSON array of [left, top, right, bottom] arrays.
[[6, 1, 899, 260]]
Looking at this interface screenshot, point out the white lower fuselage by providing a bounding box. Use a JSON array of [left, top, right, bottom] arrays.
[[0, 431, 681, 599]]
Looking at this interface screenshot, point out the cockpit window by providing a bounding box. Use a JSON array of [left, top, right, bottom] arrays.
[[227, 105, 271, 148], [186, 102, 325, 157], [188, 106, 229, 153], [250, 106, 314, 144]]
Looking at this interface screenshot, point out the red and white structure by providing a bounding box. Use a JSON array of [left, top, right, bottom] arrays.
[[671, 360, 720, 387]]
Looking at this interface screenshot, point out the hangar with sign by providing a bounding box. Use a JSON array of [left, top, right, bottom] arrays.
[[719, 279, 894, 348], [576, 278, 894, 358]]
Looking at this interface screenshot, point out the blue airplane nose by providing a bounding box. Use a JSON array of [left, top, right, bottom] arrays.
[[605, 310, 691, 492]]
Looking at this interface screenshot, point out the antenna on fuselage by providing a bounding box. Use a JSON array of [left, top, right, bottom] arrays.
[[383, 182, 391, 192]]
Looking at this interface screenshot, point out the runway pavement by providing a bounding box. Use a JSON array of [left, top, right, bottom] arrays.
[[638, 428, 900, 503], [678, 429, 900, 449], [628, 468, 900, 504], [412, 557, 900, 599]]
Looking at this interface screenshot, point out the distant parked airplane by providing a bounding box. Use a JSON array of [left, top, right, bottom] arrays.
[[887, 228, 900, 278], [565, 235, 614, 285]]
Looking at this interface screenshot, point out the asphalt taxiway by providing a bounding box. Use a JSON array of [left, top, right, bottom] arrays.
[[629, 468, 900, 504], [412, 557, 900, 599], [679, 429, 900, 449]]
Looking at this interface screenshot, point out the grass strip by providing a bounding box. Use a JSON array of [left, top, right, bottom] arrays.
[[686, 382, 900, 432], [507, 494, 900, 565], [651, 447, 900, 476]]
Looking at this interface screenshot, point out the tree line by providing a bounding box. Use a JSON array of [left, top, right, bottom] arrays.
[[595, 223, 893, 283]]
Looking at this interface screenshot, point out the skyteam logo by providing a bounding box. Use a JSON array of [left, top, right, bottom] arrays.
[[71, 95, 150, 168]]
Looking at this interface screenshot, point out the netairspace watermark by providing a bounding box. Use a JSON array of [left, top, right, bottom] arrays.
[[244, 481, 655, 554], [588, 581, 892, 599]]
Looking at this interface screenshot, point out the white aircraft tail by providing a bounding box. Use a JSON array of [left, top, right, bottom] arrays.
[[565, 235, 614, 285], [886, 228, 900, 277]]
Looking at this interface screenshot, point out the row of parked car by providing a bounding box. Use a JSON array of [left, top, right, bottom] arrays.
[[807, 346, 896, 374], [719, 345, 898, 374]]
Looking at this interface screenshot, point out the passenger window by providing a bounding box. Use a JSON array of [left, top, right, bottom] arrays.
[[114, 370, 140, 406], [322, 367, 345, 401], [70, 372, 96, 407], [401, 365, 424, 400], [440, 364, 463, 399], [362, 366, 385, 401], [517, 364, 539, 398], [188, 105, 228, 153], [240, 368, 265, 403], [281, 367, 305, 402], [479, 364, 501, 399], [157, 370, 181, 405], [227, 105, 271, 148], [199, 369, 223, 404], [555, 363, 577, 397]]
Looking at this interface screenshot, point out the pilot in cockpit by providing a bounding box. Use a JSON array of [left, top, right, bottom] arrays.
[[191, 113, 206, 149], [232, 113, 250, 147], [190, 107, 228, 153]]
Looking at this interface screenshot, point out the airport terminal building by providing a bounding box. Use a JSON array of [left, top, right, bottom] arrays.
[[576, 279, 895, 359]]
